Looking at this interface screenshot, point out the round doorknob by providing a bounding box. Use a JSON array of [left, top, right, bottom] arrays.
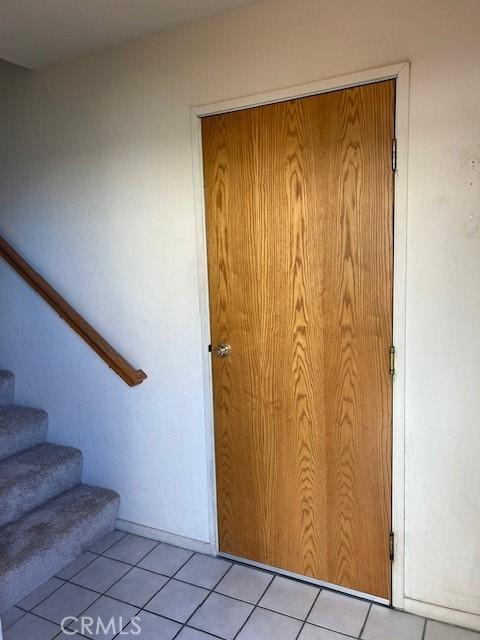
[[214, 342, 231, 358]]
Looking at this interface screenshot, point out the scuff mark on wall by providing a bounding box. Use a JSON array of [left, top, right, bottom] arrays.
[[465, 213, 479, 238], [460, 146, 480, 173], [460, 146, 480, 238]]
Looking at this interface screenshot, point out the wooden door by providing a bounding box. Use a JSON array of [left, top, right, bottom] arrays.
[[202, 80, 395, 599]]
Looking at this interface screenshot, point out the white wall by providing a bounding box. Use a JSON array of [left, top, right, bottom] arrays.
[[1, 0, 479, 628]]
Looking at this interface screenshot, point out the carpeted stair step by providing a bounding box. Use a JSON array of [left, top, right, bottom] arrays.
[[0, 372, 14, 407], [0, 406, 48, 461], [0, 443, 83, 527], [0, 484, 120, 613]]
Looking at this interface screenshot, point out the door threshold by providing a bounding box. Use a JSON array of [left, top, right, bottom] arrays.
[[218, 551, 390, 606]]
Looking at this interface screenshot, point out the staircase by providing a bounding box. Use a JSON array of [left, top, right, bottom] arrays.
[[0, 370, 120, 613]]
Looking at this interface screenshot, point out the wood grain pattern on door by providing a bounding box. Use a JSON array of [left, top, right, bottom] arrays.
[[202, 80, 395, 599]]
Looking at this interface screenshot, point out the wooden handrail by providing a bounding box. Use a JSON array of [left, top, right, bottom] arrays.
[[0, 235, 147, 387]]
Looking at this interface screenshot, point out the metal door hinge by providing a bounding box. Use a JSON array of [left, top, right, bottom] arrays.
[[208, 344, 212, 353], [389, 531, 395, 561], [389, 346, 396, 376], [392, 138, 397, 172]]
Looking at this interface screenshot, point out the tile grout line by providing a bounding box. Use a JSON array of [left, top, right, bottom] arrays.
[[56, 550, 102, 580], [90, 530, 128, 556], [254, 603, 361, 636], [64, 566, 137, 639], [18, 599, 100, 638], [67, 534, 172, 640], [1, 607, 27, 632], [180, 558, 236, 634], [16, 577, 68, 614], [25, 534, 141, 639], [63, 575, 188, 629], [229, 568, 277, 639], [177, 626, 224, 640], [69, 554, 143, 640], [103, 534, 162, 567], [294, 586, 323, 640], [72, 545, 168, 575], [135, 545, 197, 620], [358, 602, 372, 639], [421, 617, 428, 640], [56, 532, 165, 639], [53, 627, 89, 639], [170, 561, 236, 640], [15, 530, 129, 617], [117, 548, 221, 639]]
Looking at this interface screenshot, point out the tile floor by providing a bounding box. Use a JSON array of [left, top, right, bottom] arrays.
[[2, 530, 479, 640]]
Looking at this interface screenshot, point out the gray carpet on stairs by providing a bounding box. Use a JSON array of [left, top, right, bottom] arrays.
[[0, 443, 83, 527], [0, 371, 120, 615], [0, 484, 120, 613], [0, 405, 48, 461]]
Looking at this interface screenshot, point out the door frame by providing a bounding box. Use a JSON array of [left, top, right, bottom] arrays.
[[190, 61, 410, 609]]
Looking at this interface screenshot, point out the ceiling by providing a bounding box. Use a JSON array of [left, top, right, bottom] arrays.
[[0, 0, 259, 69]]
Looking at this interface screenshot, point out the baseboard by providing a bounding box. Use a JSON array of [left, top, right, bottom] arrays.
[[404, 597, 480, 632], [115, 519, 211, 555]]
